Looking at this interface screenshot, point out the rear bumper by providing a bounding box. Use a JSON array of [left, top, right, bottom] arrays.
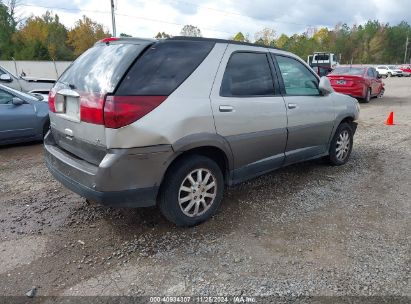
[[44, 131, 174, 207], [332, 86, 365, 98]]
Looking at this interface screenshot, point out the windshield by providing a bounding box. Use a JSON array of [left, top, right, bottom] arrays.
[[57, 42, 148, 93], [330, 67, 365, 75], [0, 84, 39, 101]]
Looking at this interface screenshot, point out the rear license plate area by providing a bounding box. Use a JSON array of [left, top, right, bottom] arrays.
[[336, 80, 346, 85], [55, 94, 80, 122]]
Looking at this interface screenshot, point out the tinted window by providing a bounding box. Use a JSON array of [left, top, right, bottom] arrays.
[[117, 40, 214, 96], [0, 90, 13, 104], [367, 68, 374, 77], [58, 43, 147, 93], [220, 52, 274, 97], [314, 54, 329, 61], [276, 56, 319, 96], [331, 67, 365, 75]]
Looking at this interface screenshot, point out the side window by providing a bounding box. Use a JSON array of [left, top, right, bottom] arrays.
[[220, 52, 275, 97], [276, 56, 320, 96], [117, 41, 214, 96], [0, 90, 13, 104], [367, 68, 374, 77]]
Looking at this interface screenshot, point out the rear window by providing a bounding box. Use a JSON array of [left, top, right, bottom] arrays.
[[116, 40, 214, 96], [314, 54, 329, 61], [330, 67, 365, 75], [57, 43, 148, 93]]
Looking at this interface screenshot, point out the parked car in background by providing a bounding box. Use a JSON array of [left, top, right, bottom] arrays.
[[44, 37, 359, 226], [398, 65, 411, 77], [327, 66, 384, 103], [0, 65, 55, 94], [376, 65, 403, 78], [0, 84, 50, 145]]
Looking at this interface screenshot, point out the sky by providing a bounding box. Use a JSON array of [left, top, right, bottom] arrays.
[[15, 0, 411, 39]]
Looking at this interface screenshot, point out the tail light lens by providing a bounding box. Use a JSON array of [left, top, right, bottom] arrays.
[[48, 88, 57, 112], [104, 96, 167, 128], [80, 93, 105, 125]]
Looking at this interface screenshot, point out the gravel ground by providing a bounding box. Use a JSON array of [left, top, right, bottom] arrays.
[[0, 78, 410, 301]]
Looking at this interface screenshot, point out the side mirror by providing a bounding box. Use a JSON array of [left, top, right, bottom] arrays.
[[0, 74, 12, 83], [12, 97, 25, 106], [319, 76, 334, 95], [32, 93, 44, 101]]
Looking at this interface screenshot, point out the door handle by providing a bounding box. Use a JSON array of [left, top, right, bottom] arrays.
[[219, 105, 234, 112], [288, 103, 297, 109]]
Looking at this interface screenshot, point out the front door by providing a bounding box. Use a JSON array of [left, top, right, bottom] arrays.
[[210, 45, 287, 182], [273, 54, 335, 165], [0, 89, 36, 141]]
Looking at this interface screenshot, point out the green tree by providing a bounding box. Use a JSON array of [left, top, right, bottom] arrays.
[[12, 11, 73, 60], [180, 25, 201, 37], [0, 1, 16, 59], [254, 27, 276, 46], [155, 32, 171, 39], [67, 15, 110, 57], [232, 32, 247, 42]]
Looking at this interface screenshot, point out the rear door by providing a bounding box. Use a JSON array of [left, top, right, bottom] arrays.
[[0, 89, 36, 141], [272, 54, 335, 165], [210, 45, 287, 181]]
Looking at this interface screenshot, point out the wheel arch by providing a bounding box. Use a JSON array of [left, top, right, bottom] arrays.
[[159, 133, 234, 193]]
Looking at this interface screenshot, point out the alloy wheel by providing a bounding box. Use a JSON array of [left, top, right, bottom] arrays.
[[336, 130, 351, 161], [178, 168, 217, 217]]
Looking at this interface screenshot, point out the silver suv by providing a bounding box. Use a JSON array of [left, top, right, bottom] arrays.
[[44, 37, 359, 226]]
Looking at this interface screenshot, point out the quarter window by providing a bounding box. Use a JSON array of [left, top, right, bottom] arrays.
[[276, 56, 320, 96], [0, 90, 13, 104], [220, 52, 275, 97]]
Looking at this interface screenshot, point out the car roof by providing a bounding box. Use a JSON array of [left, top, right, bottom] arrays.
[[96, 36, 283, 51], [167, 36, 282, 51]]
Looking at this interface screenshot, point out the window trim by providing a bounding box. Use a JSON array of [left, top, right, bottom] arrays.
[[271, 54, 322, 97], [219, 51, 279, 98]]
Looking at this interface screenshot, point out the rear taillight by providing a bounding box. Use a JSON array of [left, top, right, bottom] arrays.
[[48, 88, 57, 112], [80, 93, 105, 125], [104, 96, 167, 128]]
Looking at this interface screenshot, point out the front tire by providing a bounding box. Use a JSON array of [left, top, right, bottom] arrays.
[[328, 123, 354, 166], [159, 155, 224, 227]]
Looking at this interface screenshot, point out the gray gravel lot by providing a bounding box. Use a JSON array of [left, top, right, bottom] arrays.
[[0, 78, 410, 300]]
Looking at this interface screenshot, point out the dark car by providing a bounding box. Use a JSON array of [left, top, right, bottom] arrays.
[[327, 66, 384, 103], [0, 84, 50, 145]]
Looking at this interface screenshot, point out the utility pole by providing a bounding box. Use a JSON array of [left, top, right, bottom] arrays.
[[110, 0, 116, 37], [405, 35, 409, 64]]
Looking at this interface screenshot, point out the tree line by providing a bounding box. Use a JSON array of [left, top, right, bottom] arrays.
[[1, 1, 410, 64]]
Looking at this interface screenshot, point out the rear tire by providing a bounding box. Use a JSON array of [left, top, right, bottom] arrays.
[[159, 155, 224, 227], [377, 88, 385, 98], [387, 72, 392, 77], [362, 88, 371, 103], [328, 123, 353, 166]]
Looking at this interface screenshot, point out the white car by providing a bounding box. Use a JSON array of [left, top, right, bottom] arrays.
[[376, 65, 403, 78]]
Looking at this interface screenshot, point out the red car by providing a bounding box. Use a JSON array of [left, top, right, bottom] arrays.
[[398, 65, 411, 75], [327, 66, 385, 103]]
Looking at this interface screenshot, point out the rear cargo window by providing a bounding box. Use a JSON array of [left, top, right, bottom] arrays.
[[58, 43, 148, 93], [116, 40, 215, 95]]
